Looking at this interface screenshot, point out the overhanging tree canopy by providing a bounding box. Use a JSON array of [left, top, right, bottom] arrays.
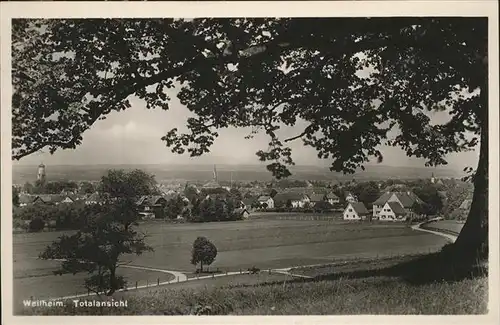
[[12, 17, 488, 260]]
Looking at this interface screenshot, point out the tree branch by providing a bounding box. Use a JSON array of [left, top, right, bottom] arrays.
[[284, 124, 314, 143]]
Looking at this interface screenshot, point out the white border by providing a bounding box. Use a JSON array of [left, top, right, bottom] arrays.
[[1, 1, 499, 325]]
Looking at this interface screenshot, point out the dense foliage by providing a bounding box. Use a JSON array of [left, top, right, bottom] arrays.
[[12, 18, 488, 261], [39, 169, 154, 295], [22, 180, 79, 194], [189, 196, 242, 222], [100, 169, 159, 198], [191, 236, 218, 273], [13, 202, 99, 231]]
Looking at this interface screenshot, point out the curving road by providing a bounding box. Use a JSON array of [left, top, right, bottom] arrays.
[[411, 221, 458, 243]]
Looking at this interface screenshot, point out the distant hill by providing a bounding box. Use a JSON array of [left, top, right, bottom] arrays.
[[12, 163, 465, 185]]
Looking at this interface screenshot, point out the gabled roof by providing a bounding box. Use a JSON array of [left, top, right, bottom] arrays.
[[136, 195, 149, 205], [86, 192, 101, 201], [148, 195, 167, 205], [373, 191, 423, 208], [257, 195, 272, 202], [309, 194, 325, 202], [386, 201, 407, 215], [326, 192, 339, 199], [373, 192, 393, 206], [347, 202, 369, 215], [34, 194, 63, 203], [397, 192, 420, 208], [234, 207, 249, 215], [19, 194, 35, 204], [60, 195, 76, 202], [202, 180, 221, 189], [274, 192, 308, 202]]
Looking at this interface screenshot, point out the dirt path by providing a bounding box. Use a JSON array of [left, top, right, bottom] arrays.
[[411, 222, 458, 243], [50, 264, 311, 301]]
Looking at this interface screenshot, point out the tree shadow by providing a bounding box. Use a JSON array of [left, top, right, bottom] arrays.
[[231, 247, 488, 289]]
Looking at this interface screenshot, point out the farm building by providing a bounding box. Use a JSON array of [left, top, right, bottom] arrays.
[[309, 193, 326, 204], [32, 194, 64, 205], [326, 192, 340, 205], [372, 191, 424, 220], [273, 192, 311, 208], [343, 202, 369, 220], [137, 195, 169, 219], [85, 192, 103, 205], [378, 201, 408, 221], [257, 195, 274, 209]]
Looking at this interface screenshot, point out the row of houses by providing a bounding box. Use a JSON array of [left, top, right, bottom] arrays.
[[18, 193, 99, 206], [250, 191, 342, 210], [343, 191, 425, 222]]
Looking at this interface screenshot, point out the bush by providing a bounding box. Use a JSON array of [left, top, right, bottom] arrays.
[[28, 217, 45, 232]]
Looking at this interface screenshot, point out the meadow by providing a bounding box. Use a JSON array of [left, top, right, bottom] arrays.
[[22, 256, 487, 315], [13, 216, 450, 311]]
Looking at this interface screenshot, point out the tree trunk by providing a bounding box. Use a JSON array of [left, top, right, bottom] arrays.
[[107, 267, 117, 296], [453, 76, 489, 263], [200, 261, 203, 273]]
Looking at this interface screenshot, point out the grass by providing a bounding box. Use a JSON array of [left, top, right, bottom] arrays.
[[14, 218, 450, 303], [20, 253, 488, 315]]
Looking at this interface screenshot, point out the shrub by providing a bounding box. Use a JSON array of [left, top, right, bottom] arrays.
[[28, 217, 45, 232]]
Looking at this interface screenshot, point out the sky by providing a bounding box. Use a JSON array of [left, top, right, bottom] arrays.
[[14, 87, 480, 172]]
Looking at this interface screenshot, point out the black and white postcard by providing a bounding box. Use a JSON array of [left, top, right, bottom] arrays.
[[1, 1, 498, 325]]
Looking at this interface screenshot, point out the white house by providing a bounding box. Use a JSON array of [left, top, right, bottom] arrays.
[[274, 192, 311, 208], [257, 195, 274, 209], [344, 192, 357, 203], [85, 192, 102, 205], [343, 202, 370, 221], [378, 201, 408, 221], [372, 191, 424, 220]]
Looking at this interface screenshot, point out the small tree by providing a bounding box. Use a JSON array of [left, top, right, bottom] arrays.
[[164, 195, 185, 219], [191, 236, 217, 273]]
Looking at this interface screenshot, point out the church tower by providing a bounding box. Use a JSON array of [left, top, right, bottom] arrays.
[[431, 172, 435, 184], [37, 163, 46, 185], [213, 164, 218, 183]]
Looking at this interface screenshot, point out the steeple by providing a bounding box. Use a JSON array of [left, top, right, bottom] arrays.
[[37, 162, 47, 185], [213, 164, 218, 182], [431, 172, 435, 184]]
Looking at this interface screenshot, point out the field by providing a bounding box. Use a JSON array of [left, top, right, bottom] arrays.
[[13, 217, 450, 312], [21, 258, 487, 315], [423, 220, 464, 235]]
